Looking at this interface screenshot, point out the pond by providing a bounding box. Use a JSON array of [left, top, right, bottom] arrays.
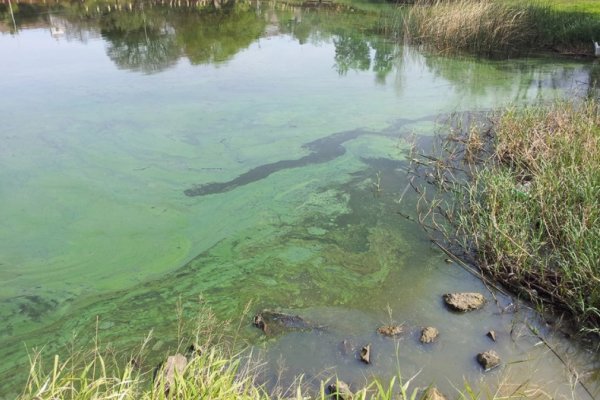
[[0, 0, 598, 397]]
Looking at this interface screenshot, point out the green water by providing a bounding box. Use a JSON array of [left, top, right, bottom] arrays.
[[0, 1, 599, 398]]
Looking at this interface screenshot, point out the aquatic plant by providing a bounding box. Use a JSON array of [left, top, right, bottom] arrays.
[[373, 171, 383, 195]]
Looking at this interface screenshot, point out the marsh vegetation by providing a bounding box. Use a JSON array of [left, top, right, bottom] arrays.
[[402, 0, 600, 56], [411, 98, 600, 334]]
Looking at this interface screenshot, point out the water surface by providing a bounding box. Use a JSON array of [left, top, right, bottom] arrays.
[[0, 1, 598, 398]]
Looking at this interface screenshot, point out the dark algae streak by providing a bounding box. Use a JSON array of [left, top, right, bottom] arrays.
[[184, 117, 435, 197]]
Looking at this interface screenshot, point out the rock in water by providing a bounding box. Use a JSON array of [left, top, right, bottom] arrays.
[[420, 327, 439, 343], [359, 344, 371, 364], [252, 310, 316, 336], [377, 324, 404, 337], [477, 350, 501, 371], [155, 354, 188, 393], [328, 380, 353, 400], [443, 293, 485, 312], [423, 387, 447, 400], [253, 313, 267, 332], [486, 330, 497, 342]]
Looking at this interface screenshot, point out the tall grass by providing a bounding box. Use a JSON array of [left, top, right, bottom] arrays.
[[412, 99, 600, 332], [20, 344, 268, 400], [402, 0, 600, 56], [456, 99, 600, 331], [18, 337, 426, 400]]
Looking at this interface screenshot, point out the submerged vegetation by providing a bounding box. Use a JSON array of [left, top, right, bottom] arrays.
[[403, 0, 600, 56], [413, 98, 600, 333]]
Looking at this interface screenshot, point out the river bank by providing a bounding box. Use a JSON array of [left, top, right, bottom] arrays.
[[411, 97, 600, 335], [15, 95, 600, 398]]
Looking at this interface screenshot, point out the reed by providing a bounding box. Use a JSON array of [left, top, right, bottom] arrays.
[[412, 99, 600, 333], [402, 0, 600, 56], [458, 99, 600, 331]]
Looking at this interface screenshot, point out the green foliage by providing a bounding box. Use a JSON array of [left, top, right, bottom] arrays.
[[533, 0, 600, 15]]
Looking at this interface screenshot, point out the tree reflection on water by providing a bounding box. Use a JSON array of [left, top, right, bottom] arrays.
[[1, 0, 597, 94], [1, 0, 399, 80]]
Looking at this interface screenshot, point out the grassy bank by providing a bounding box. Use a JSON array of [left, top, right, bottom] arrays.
[[15, 303, 425, 400], [416, 98, 600, 333], [402, 0, 600, 56], [17, 337, 545, 400], [461, 99, 600, 331], [19, 348, 422, 400]]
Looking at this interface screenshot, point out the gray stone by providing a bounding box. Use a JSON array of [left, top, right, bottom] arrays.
[[328, 380, 353, 399], [359, 344, 371, 364], [156, 353, 188, 392], [477, 350, 501, 371], [253, 310, 317, 336]]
